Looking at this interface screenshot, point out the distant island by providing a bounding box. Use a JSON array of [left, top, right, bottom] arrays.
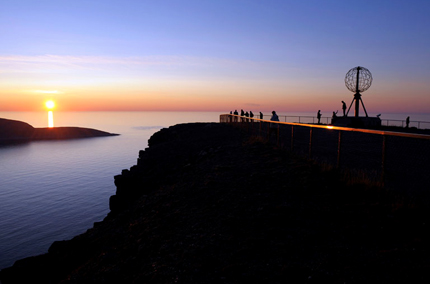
[[0, 118, 118, 144]]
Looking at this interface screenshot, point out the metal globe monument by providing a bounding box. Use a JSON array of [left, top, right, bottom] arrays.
[[331, 66, 381, 128], [345, 66, 372, 93], [344, 66, 372, 117]]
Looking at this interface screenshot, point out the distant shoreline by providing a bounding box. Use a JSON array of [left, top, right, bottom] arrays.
[[0, 118, 119, 144]]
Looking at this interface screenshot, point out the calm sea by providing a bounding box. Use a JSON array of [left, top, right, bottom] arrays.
[[0, 111, 429, 269], [0, 111, 220, 269]]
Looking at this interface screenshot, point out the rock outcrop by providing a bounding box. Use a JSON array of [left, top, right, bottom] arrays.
[[0, 118, 118, 144], [0, 118, 34, 140], [1, 123, 430, 283]]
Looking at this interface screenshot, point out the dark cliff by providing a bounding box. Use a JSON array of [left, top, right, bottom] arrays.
[[0, 118, 118, 144], [1, 123, 430, 283]]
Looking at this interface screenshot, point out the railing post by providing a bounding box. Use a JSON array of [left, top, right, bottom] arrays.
[[337, 130, 342, 169], [381, 135, 386, 186], [259, 120, 261, 136], [291, 125, 294, 152], [309, 128, 313, 158]]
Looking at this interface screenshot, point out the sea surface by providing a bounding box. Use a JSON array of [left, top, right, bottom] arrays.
[[0, 111, 220, 269], [0, 111, 429, 269]]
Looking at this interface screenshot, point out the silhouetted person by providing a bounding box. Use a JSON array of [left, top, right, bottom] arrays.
[[259, 112, 263, 119], [269, 110, 279, 137], [331, 111, 338, 124], [270, 111, 279, 122], [245, 111, 249, 122], [229, 111, 233, 122], [342, 101, 347, 116], [249, 111, 254, 123], [317, 110, 322, 124], [240, 109, 244, 122], [233, 109, 238, 122], [406, 116, 410, 128]]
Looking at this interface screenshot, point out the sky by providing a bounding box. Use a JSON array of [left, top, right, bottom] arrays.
[[1, 0, 430, 114]]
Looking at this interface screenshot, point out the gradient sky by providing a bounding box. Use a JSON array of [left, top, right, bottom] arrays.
[[1, 0, 429, 113]]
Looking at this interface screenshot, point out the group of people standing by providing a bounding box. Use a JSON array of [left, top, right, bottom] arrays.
[[319, 101, 348, 124], [230, 101, 412, 129], [231, 101, 349, 125], [230, 109, 265, 121], [229, 109, 280, 137], [316, 101, 349, 124], [230, 109, 279, 127]]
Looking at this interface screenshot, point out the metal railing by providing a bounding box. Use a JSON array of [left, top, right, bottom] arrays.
[[261, 115, 331, 125], [380, 119, 430, 129], [257, 115, 430, 130], [220, 114, 430, 198]]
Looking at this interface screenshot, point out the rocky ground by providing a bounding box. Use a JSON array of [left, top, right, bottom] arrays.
[[1, 123, 430, 283]]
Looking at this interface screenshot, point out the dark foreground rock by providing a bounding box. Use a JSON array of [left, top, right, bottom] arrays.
[[1, 123, 430, 283], [0, 118, 118, 144]]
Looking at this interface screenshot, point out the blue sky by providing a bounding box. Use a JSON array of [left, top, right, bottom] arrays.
[[1, 0, 430, 113]]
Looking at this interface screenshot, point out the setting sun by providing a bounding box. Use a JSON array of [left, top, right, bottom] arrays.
[[45, 100, 55, 110]]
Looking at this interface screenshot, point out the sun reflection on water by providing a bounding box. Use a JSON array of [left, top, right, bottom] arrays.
[[45, 100, 55, 128], [48, 111, 54, 128]]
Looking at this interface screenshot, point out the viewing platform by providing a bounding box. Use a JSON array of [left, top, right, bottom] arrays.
[[221, 113, 430, 196], [258, 114, 430, 130]]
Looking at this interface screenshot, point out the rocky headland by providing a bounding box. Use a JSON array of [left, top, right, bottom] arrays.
[[1, 123, 430, 283], [0, 118, 118, 144]]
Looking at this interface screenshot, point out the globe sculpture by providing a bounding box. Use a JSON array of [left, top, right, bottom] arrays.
[[345, 66, 372, 93], [344, 66, 372, 117]]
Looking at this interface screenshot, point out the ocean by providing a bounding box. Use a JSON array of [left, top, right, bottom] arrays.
[[0, 111, 429, 269], [0, 111, 220, 269]]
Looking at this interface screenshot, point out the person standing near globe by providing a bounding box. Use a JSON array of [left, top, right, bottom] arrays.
[[342, 101, 347, 116]]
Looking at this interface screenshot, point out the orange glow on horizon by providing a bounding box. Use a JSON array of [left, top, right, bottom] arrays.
[[0, 86, 429, 114]]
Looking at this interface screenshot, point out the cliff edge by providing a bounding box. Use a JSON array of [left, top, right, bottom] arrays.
[[1, 123, 429, 283]]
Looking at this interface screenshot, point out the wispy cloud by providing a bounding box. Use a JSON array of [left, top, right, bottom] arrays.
[[34, 90, 62, 94], [0, 54, 257, 72]]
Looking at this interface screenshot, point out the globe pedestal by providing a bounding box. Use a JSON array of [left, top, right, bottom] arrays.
[[331, 116, 381, 128]]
